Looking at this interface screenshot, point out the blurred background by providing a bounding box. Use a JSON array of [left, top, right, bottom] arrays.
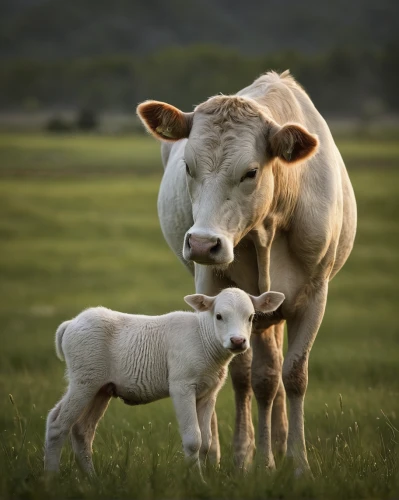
[[1, 0, 399, 131], [0, 2, 398, 498]]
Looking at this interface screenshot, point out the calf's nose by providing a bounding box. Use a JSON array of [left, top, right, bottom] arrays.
[[230, 336, 246, 347]]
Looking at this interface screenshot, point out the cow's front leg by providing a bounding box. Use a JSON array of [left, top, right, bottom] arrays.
[[209, 411, 220, 465], [229, 349, 255, 468], [271, 321, 288, 457], [251, 323, 283, 469], [283, 282, 328, 474]]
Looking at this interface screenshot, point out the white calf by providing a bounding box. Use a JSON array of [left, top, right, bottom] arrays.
[[44, 288, 284, 475]]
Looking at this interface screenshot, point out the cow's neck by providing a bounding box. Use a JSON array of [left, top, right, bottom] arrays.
[[268, 159, 304, 231]]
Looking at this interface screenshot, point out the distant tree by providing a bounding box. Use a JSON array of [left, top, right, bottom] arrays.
[[46, 115, 71, 133], [76, 108, 98, 131], [0, 46, 395, 119]]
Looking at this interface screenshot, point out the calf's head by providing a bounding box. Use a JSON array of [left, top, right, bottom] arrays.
[[184, 288, 285, 353], [137, 96, 318, 266]]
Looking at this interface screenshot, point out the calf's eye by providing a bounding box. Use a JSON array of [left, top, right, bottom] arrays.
[[216, 313, 222, 320], [240, 168, 258, 183]]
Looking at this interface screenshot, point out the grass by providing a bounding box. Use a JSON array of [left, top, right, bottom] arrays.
[[0, 132, 398, 498], [0, 133, 161, 175]]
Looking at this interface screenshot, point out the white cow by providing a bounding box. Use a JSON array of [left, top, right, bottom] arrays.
[[44, 288, 284, 476], [137, 70, 357, 473]]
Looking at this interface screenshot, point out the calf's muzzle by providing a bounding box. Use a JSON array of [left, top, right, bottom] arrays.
[[229, 336, 247, 351]]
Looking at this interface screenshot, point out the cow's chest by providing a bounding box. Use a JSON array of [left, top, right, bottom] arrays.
[[225, 233, 307, 315]]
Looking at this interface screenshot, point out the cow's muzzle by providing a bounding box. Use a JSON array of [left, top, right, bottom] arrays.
[[183, 231, 234, 265]]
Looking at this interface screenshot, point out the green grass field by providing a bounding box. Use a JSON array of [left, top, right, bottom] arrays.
[[0, 133, 398, 499]]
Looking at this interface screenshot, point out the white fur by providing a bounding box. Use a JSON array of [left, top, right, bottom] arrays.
[[44, 288, 284, 477], [137, 70, 357, 472]]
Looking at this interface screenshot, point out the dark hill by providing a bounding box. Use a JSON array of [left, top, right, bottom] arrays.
[[1, 0, 398, 59]]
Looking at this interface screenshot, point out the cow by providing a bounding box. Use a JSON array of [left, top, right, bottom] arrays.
[[137, 70, 357, 474]]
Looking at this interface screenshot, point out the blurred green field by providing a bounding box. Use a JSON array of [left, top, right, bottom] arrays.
[[0, 132, 398, 499]]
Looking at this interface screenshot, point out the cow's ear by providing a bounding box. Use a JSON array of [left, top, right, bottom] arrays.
[[137, 100, 193, 141], [184, 294, 215, 312], [269, 123, 318, 165]]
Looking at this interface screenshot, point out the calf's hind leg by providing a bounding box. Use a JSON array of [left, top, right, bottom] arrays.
[[71, 384, 113, 475], [44, 385, 98, 472]]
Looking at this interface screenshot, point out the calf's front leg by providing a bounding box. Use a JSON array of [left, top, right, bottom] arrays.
[[283, 283, 328, 474], [170, 385, 202, 476], [196, 395, 218, 465], [195, 263, 234, 465]]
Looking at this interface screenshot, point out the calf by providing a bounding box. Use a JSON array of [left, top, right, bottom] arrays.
[[44, 288, 284, 476]]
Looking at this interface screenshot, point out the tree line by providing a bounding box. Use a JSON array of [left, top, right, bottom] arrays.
[[1, 44, 398, 118]]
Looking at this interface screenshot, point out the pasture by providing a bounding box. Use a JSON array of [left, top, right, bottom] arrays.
[[0, 132, 398, 499]]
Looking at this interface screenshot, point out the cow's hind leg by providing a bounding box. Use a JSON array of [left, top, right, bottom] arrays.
[[271, 321, 288, 457], [71, 384, 112, 475], [283, 282, 328, 475], [251, 323, 283, 469], [230, 349, 255, 468]]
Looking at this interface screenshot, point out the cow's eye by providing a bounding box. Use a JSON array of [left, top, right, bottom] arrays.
[[184, 161, 192, 177], [240, 168, 258, 182], [216, 313, 223, 320]]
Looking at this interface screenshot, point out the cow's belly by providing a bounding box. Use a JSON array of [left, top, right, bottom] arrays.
[[330, 164, 357, 279], [225, 232, 306, 316]]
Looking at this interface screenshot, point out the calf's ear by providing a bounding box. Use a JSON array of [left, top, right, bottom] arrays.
[[137, 100, 193, 141], [184, 294, 215, 312], [269, 123, 318, 165], [249, 291, 285, 313]]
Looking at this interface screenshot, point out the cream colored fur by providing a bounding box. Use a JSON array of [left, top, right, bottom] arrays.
[[44, 288, 284, 477], [137, 71, 357, 473]]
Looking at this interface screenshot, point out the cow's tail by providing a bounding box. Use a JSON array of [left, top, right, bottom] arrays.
[[55, 321, 70, 362]]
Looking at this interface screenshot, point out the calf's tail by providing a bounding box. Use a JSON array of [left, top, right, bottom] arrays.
[[55, 321, 70, 361]]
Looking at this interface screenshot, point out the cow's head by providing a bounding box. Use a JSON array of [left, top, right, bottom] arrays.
[[137, 96, 318, 266]]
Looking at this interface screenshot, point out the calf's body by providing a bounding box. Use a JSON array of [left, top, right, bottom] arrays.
[[44, 288, 284, 476]]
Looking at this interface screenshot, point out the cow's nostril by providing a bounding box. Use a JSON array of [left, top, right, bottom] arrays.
[[210, 238, 221, 254], [187, 234, 192, 249]]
